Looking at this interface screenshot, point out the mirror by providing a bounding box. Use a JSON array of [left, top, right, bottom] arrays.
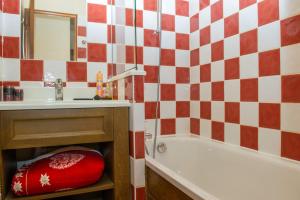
[[21, 0, 87, 61]]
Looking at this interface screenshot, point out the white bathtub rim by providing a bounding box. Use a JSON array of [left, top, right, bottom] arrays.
[[146, 155, 219, 200]]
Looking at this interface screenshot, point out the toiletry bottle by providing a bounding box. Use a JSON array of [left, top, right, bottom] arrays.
[[96, 71, 103, 97]]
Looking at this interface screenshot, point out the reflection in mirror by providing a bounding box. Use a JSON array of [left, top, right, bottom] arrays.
[[21, 0, 86, 61]]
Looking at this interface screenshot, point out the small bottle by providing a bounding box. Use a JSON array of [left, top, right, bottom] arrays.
[[96, 71, 104, 97]]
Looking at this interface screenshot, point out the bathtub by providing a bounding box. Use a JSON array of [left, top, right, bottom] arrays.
[[145, 136, 300, 200]]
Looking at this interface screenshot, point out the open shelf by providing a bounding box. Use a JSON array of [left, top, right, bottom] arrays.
[[5, 174, 113, 200]]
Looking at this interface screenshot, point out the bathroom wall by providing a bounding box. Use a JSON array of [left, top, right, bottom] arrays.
[[189, 0, 300, 162]]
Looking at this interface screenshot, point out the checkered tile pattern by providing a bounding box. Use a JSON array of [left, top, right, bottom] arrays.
[[0, 0, 111, 88], [189, 0, 300, 162]]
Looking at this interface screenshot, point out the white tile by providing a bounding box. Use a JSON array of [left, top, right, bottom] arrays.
[[176, 84, 190, 101], [130, 103, 145, 132], [176, 118, 190, 135], [87, 22, 107, 43], [224, 35, 240, 59], [239, 4, 258, 33], [279, 0, 300, 19], [118, 78, 125, 100], [200, 119, 212, 138], [135, 0, 144, 10], [115, 6, 125, 26], [190, 66, 200, 84], [125, 26, 135, 45], [132, 158, 145, 187], [211, 60, 224, 81], [2, 59, 20, 81], [199, 6, 211, 29], [190, 30, 200, 51], [143, 47, 160, 65], [144, 83, 158, 102], [211, 19, 224, 43], [175, 16, 190, 34], [190, 101, 200, 118], [281, 43, 300, 75], [190, 0, 200, 16], [145, 119, 160, 136], [160, 101, 176, 119], [160, 66, 176, 83], [162, 0, 175, 15], [143, 11, 157, 30], [87, 62, 107, 82], [224, 80, 240, 101], [240, 102, 259, 127], [258, 76, 281, 103], [161, 31, 176, 49], [21, 81, 45, 88], [87, 0, 107, 4], [44, 60, 66, 82], [125, 0, 135, 8], [223, 0, 240, 18], [211, 101, 225, 122], [281, 103, 300, 133], [3, 13, 21, 37], [224, 123, 240, 145], [258, 128, 281, 156], [200, 44, 211, 65], [176, 50, 190, 67], [200, 82, 211, 101], [240, 53, 259, 79], [115, 25, 125, 44], [77, 36, 87, 48], [258, 21, 280, 52], [136, 28, 144, 46], [116, 45, 125, 63]]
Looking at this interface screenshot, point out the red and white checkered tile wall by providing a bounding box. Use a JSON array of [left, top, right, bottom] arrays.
[[0, 0, 111, 88], [189, 0, 300, 162]]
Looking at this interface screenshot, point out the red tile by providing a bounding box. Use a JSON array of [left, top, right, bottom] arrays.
[[225, 102, 240, 124], [134, 76, 144, 102], [126, 46, 134, 64], [240, 78, 258, 101], [200, 0, 210, 10], [191, 49, 200, 66], [211, 0, 223, 23], [3, 81, 20, 87], [176, 101, 190, 118], [281, 131, 300, 161], [144, 0, 157, 11], [77, 48, 86, 59], [176, 67, 190, 83], [239, 0, 256, 10], [200, 26, 211, 46], [212, 81, 224, 101], [161, 84, 175, 101], [78, 26, 87, 36], [129, 131, 134, 157], [108, 25, 116, 43], [135, 132, 145, 159], [176, 33, 189, 50], [225, 57, 240, 80], [20, 60, 43, 81], [0, 0, 2, 11], [258, 0, 279, 26], [3, 36, 19, 58], [144, 65, 159, 83], [88, 3, 106, 23], [88, 82, 96, 87], [136, 46, 144, 64], [282, 74, 300, 103], [67, 62, 87, 82], [88, 43, 106, 62], [211, 40, 224, 62], [190, 14, 199, 33], [259, 103, 280, 130], [190, 118, 200, 135], [162, 14, 175, 31], [200, 101, 211, 119], [161, 49, 175, 66], [125, 76, 133, 101], [136, 10, 143, 28], [144, 29, 159, 47], [191, 84, 200, 100], [200, 64, 211, 82], [176, 0, 189, 16], [281, 15, 300, 46], [212, 121, 224, 141], [161, 119, 176, 135], [224, 13, 239, 38], [240, 29, 258, 56], [240, 125, 258, 150], [145, 102, 160, 119], [135, 187, 145, 200], [3, 0, 19, 14], [126, 8, 134, 26], [259, 49, 280, 76], [108, 63, 116, 78]]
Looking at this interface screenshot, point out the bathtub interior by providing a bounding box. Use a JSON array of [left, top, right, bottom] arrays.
[[146, 135, 300, 200]]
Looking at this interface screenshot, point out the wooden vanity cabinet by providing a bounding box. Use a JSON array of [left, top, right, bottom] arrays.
[[0, 107, 129, 200]]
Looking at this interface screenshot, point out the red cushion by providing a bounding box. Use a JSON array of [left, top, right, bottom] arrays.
[[11, 149, 105, 196]]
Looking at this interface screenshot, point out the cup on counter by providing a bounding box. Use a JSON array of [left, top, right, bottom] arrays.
[[3, 86, 15, 101], [14, 89, 24, 101]]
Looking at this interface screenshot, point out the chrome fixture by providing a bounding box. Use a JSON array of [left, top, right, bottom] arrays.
[[157, 142, 167, 153], [145, 132, 153, 140], [55, 78, 63, 101]]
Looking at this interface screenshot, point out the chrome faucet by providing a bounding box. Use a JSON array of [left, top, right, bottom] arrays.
[[55, 78, 63, 101]]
